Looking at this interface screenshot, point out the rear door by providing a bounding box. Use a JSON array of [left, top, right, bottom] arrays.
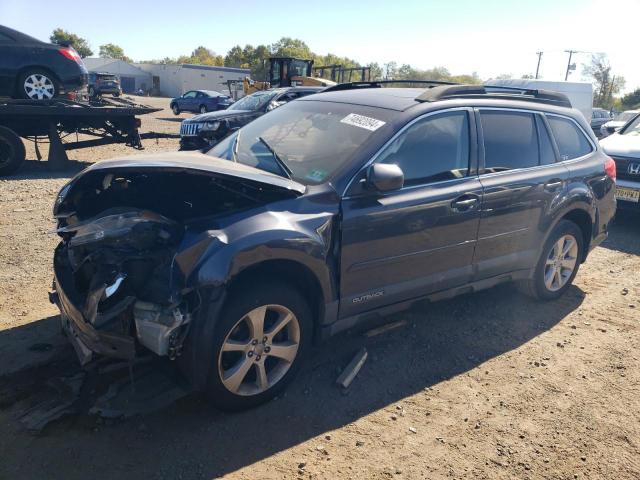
[[339, 108, 483, 317], [474, 108, 569, 279]]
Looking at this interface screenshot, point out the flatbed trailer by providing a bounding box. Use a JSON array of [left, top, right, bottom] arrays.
[[0, 97, 166, 176]]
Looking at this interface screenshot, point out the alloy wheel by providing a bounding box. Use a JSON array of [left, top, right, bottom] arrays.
[[218, 304, 300, 396], [543, 234, 578, 292], [24, 74, 55, 100]]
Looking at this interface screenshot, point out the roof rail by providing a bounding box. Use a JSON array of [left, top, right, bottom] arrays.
[[415, 84, 573, 108], [322, 79, 458, 93]]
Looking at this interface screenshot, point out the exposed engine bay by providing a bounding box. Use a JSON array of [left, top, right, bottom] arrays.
[[51, 163, 302, 365]]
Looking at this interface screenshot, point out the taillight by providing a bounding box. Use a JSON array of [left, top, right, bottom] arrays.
[[604, 156, 616, 181], [58, 47, 82, 64]]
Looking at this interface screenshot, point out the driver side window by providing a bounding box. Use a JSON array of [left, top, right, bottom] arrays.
[[375, 111, 470, 186]]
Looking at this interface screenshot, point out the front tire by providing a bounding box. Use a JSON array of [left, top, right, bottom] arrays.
[[17, 69, 59, 100], [519, 220, 584, 300], [171, 103, 180, 115], [203, 281, 312, 411]]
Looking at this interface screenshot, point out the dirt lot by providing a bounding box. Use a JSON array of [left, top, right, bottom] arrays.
[[0, 97, 639, 480]]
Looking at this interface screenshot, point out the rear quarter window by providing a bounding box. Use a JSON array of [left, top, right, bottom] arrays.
[[546, 116, 593, 160]]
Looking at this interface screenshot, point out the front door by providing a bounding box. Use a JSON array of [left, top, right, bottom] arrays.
[[339, 109, 482, 318], [474, 109, 570, 278]]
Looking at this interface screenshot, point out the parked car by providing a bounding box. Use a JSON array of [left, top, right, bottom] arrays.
[[51, 84, 616, 410], [179, 86, 324, 150], [170, 90, 233, 115], [0, 25, 87, 100], [600, 111, 640, 209], [88, 72, 121, 98], [590, 108, 612, 136], [600, 109, 639, 138]]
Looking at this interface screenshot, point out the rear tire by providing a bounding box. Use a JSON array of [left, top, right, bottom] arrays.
[[0, 126, 26, 176], [519, 220, 584, 301], [88, 86, 96, 98], [199, 104, 207, 114], [17, 69, 59, 100], [202, 280, 312, 411]]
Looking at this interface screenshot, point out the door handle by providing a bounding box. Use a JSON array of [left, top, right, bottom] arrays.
[[451, 194, 480, 212], [544, 179, 564, 191]]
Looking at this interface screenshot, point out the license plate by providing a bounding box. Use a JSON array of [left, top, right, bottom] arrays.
[[616, 187, 640, 202]]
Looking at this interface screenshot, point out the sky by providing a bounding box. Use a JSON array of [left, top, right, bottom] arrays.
[[2, 0, 639, 93]]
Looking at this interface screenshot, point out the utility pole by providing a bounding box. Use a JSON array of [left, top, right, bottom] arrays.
[[535, 51, 543, 79], [564, 50, 577, 81]]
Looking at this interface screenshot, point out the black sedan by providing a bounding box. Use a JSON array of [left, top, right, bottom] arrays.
[[170, 90, 233, 115], [0, 25, 87, 100], [179, 86, 323, 150]]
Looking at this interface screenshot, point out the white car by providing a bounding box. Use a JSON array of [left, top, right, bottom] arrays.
[[600, 110, 639, 138], [600, 113, 640, 208]]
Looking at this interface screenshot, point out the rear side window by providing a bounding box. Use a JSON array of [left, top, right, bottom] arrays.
[[376, 111, 470, 186], [547, 116, 593, 160], [480, 111, 539, 172], [537, 116, 557, 165]]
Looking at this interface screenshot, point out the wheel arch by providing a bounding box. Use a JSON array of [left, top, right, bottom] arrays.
[[225, 259, 327, 339], [560, 208, 593, 262]]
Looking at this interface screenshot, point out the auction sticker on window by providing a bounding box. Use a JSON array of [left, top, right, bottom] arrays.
[[340, 113, 386, 131]]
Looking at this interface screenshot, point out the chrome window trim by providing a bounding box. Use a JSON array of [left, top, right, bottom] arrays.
[[342, 107, 473, 197]]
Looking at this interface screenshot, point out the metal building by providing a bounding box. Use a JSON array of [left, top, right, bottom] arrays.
[[82, 58, 152, 93], [136, 64, 251, 98]]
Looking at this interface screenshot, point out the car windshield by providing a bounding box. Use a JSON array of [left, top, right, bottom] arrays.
[[621, 115, 640, 136], [228, 92, 277, 112], [208, 100, 395, 184], [615, 111, 638, 122]]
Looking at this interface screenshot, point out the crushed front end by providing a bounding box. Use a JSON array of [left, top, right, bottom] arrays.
[[51, 208, 191, 365]]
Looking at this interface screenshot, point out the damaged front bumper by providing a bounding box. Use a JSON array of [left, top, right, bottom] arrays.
[[51, 261, 137, 365]]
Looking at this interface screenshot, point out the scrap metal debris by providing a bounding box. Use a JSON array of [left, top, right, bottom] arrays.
[[18, 372, 85, 432], [336, 348, 368, 389]]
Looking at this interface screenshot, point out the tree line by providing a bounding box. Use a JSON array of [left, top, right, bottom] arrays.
[[49, 28, 634, 108]]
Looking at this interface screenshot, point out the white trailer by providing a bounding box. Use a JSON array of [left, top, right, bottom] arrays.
[[485, 79, 593, 122]]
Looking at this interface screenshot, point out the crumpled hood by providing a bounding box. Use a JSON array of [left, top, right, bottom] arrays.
[[184, 109, 254, 123], [600, 133, 640, 159], [78, 151, 305, 194]]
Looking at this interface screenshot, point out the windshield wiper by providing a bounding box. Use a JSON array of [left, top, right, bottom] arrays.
[[258, 136, 292, 179]]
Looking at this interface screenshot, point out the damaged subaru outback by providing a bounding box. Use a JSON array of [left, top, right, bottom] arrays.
[[51, 83, 616, 410]]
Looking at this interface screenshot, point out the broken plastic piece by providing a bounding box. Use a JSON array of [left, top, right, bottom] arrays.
[[336, 348, 368, 389]]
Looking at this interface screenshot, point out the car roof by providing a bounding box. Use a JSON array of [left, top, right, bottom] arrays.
[[302, 87, 423, 111], [196, 90, 224, 96], [0, 25, 47, 44]]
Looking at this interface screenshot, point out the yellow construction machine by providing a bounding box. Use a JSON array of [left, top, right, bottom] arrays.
[[242, 57, 336, 95]]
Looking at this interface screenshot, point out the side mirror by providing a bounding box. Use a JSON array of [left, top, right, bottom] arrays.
[[366, 163, 404, 192], [607, 126, 616, 134]]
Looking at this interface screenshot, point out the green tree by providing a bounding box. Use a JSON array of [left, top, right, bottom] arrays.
[[583, 53, 626, 109], [49, 28, 92, 57], [224, 45, 245, 68], [99, 43, 131, 62], [621, 88, 640, 109], [270, 37, 312, 58], [367, 62, 384, 81], [178, 46, 224, 66]]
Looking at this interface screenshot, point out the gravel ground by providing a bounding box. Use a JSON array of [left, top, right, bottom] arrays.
[[0, 97, 638, 479]]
